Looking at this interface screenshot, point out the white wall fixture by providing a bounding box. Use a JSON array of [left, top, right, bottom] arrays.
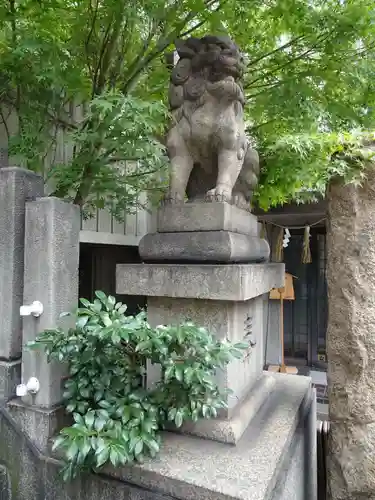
[[16, 377, 40, 397], [26, 377, 40, 394], [15, 384, 27, 397], [20, 300, 44, 317]]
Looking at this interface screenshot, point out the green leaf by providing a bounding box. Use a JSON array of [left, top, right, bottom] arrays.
[[95, 437, 106, 454], [109, 448, 119, 466], [94, 415, 107, 432], [168, 408, 177, 421], [175, 366, 183, 382], [184, 367, 194, 384], [107, 295, 116, 310], [80, 437, 91, 460], [62, 463, 74, 482], [52, 435, 67, 451], [111, 332, 121, 344], [73, 413, 84, 426], [80, 387, 91, 398], [118, 304, 127, 314], [146, 438, 159, 454], [100, 312, 112, 327], [95, 291, 107, 303], [80, 298, 92, 308], [84, 411, 95, 429], [175, 410, 183, 428], [122, 407, 131, 424], [231, 349, 244, 359], [202, 404, 209, 418], [94, 390, 104, 402], [234, 342, 249, 350], [76, 316, 89, 329], [92, 299, 102, 313], [135, 340, 151, 352], [66, 403, 76, 413], [164, 365, 174, 381], [134, 439, 144, 456], [95, 447, 110, 468], [98, 400, 112, 410], [66, 441, 79, 461]]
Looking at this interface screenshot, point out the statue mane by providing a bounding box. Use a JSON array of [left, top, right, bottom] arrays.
[[168, 35, 246, 122]]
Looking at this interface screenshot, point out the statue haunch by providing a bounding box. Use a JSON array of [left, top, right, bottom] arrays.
[[166, 35, 259, 209]]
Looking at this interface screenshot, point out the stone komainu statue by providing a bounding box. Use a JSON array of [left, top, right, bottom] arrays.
[[166, 35, 259, 209]]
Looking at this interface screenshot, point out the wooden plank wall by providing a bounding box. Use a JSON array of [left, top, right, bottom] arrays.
[[0, 106, 153, 244]]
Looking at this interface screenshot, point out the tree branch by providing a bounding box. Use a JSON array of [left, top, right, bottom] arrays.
[[247, 35, 307, 68], [92, 18, 114, 96], [247, 118, 278, 133], [120, 0, 224, 95], [179, 0, 227, 38], [0, 107, 11, 140], [246, 33, 333, 89], [85, 0, 100, 77]]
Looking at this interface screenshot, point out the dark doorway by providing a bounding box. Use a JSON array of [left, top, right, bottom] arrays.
[[282, 228, 328, 367], [79, 243, 146, 315]]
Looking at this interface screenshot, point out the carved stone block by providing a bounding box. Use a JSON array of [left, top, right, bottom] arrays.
[[139, 231, 269, 263]]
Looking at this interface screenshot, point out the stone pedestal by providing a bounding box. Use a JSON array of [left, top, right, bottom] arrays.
[[116, 202, 317, 499], [117, 262, 282, 443], [116, 203, 316, 500]]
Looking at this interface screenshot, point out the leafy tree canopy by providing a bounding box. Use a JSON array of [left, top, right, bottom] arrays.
[[1, 0, 374, 213]]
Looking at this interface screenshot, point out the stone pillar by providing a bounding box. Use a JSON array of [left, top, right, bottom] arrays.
[[8, 197, 80, 451], [326, 170, 375, 500], [0, 167, 44, 400]]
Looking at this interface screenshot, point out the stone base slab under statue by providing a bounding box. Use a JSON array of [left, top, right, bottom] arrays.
[[114, 201, 317, 500], [140, 202, 270, 264]]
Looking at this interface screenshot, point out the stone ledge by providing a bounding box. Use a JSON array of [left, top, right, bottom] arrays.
[[116, 263, 284, 301], [157, 202, 258, 235], [105, 373, 313, 500], [170, 373, 276, 444]]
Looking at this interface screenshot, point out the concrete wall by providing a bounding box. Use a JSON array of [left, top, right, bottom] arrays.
[[0, 404, 175, 500]]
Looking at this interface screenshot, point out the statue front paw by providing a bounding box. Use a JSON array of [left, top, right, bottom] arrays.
[[205, 185, 233, 202]]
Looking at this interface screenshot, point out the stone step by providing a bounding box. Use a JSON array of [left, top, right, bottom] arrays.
[[171, 373, 276, 444], [105, 373, 316, 500]]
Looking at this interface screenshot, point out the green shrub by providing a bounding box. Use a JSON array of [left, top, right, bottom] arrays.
[[27, 291, 247, 480]]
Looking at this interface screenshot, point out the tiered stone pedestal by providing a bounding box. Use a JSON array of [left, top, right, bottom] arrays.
[[115, 202, 317, 500]]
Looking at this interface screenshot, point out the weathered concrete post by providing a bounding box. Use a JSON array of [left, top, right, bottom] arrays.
[[0, 168, 44, 400], [326, 169, 375, 500], [8, 197, 80, 451]]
